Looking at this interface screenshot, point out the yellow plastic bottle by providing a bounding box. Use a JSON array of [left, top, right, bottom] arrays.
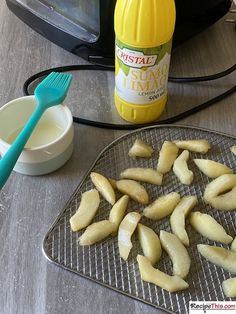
[[114, 0, 176, 123]]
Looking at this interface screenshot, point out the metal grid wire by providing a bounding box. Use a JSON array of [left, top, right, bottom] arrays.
[[43, 125, 236, 314]]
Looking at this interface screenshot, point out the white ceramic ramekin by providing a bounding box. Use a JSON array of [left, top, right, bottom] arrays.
[[0, 96, 74, 175]]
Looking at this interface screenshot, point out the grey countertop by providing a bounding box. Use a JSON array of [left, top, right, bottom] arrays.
[[0, 2, 236, 314]]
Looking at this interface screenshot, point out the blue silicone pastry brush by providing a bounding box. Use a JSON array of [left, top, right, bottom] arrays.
[[0, 72, 72, 189]]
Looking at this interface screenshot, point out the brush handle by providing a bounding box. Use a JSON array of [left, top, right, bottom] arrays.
[[0, 104, 44, 189]]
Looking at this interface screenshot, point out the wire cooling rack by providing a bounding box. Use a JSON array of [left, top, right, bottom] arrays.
[[43, 125, 236, 314]]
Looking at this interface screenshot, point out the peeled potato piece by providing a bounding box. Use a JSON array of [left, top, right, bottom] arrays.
[[116, 179, 149, 205], [231, 238, 236, 252], [160, 231, 191, 279], [222, 278, 236, 298], [137, 255, 189, 292], [204, 174, 236, 211], [128, 139, 154, 158], [109, 195, 129, 234], [173, 150, 193, 185], [79, 220, 116, 245], [118, 212, 141, 260], [120, 168, 163, 185], [174, 139, 211, 154], [170, 196, 198, 246], [193, 159, 233, 178], [190, 211, 233, 244], [197, 244, 236, 274], [70, 189, 100, 232], [156, 141, 179, 174], [143, 192, 181, 220], [137, 224, 162, 265], [90, 172, 116, 205], [231, 146, 236, 156]]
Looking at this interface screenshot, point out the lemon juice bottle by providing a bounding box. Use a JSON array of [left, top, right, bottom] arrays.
[[114, 0, 176, 123]]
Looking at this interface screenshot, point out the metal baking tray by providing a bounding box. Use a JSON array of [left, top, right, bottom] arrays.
[[43, 125, 236, 314]]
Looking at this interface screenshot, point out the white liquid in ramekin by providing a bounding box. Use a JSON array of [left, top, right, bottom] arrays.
[[7, 122, 64, 148]]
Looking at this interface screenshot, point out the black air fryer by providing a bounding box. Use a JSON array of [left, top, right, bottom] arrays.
[[6, 0, 232, 65]]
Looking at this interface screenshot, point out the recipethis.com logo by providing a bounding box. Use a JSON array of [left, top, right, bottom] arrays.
[[189, 301, 236, 313], [116, 46, 157, 68]]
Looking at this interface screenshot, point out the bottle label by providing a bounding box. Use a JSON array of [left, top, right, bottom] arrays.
[[115, 38, 172, 105]]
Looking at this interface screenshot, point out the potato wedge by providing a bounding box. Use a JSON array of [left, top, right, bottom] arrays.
[[156, 141, 179, 174], [137, 255, 189, 292], [118, 212, 141, 260], [170, 196, 198, 246], [90, 172, 116, 205], [128, 139, 154, 158], [143, 192, 181, 220], [231, 238, 236, 252], [109, 195, 129, 234], [70, 189, 100, 232], [137, 224, 162, 265], [174, 139, 211, 154], [231, 146, 236, 156], [160, 230, 191, 279], [190, 211, 233, 244], [197, 244, 236, 274], [222, 278, 236, 298], [116, 179, 149, 205], [193, 159, 233, 178], [79, 220, 116, 245], [204, 174, 236, 211], [120, 168, 163, 185], [173, 150, 193, 185]]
